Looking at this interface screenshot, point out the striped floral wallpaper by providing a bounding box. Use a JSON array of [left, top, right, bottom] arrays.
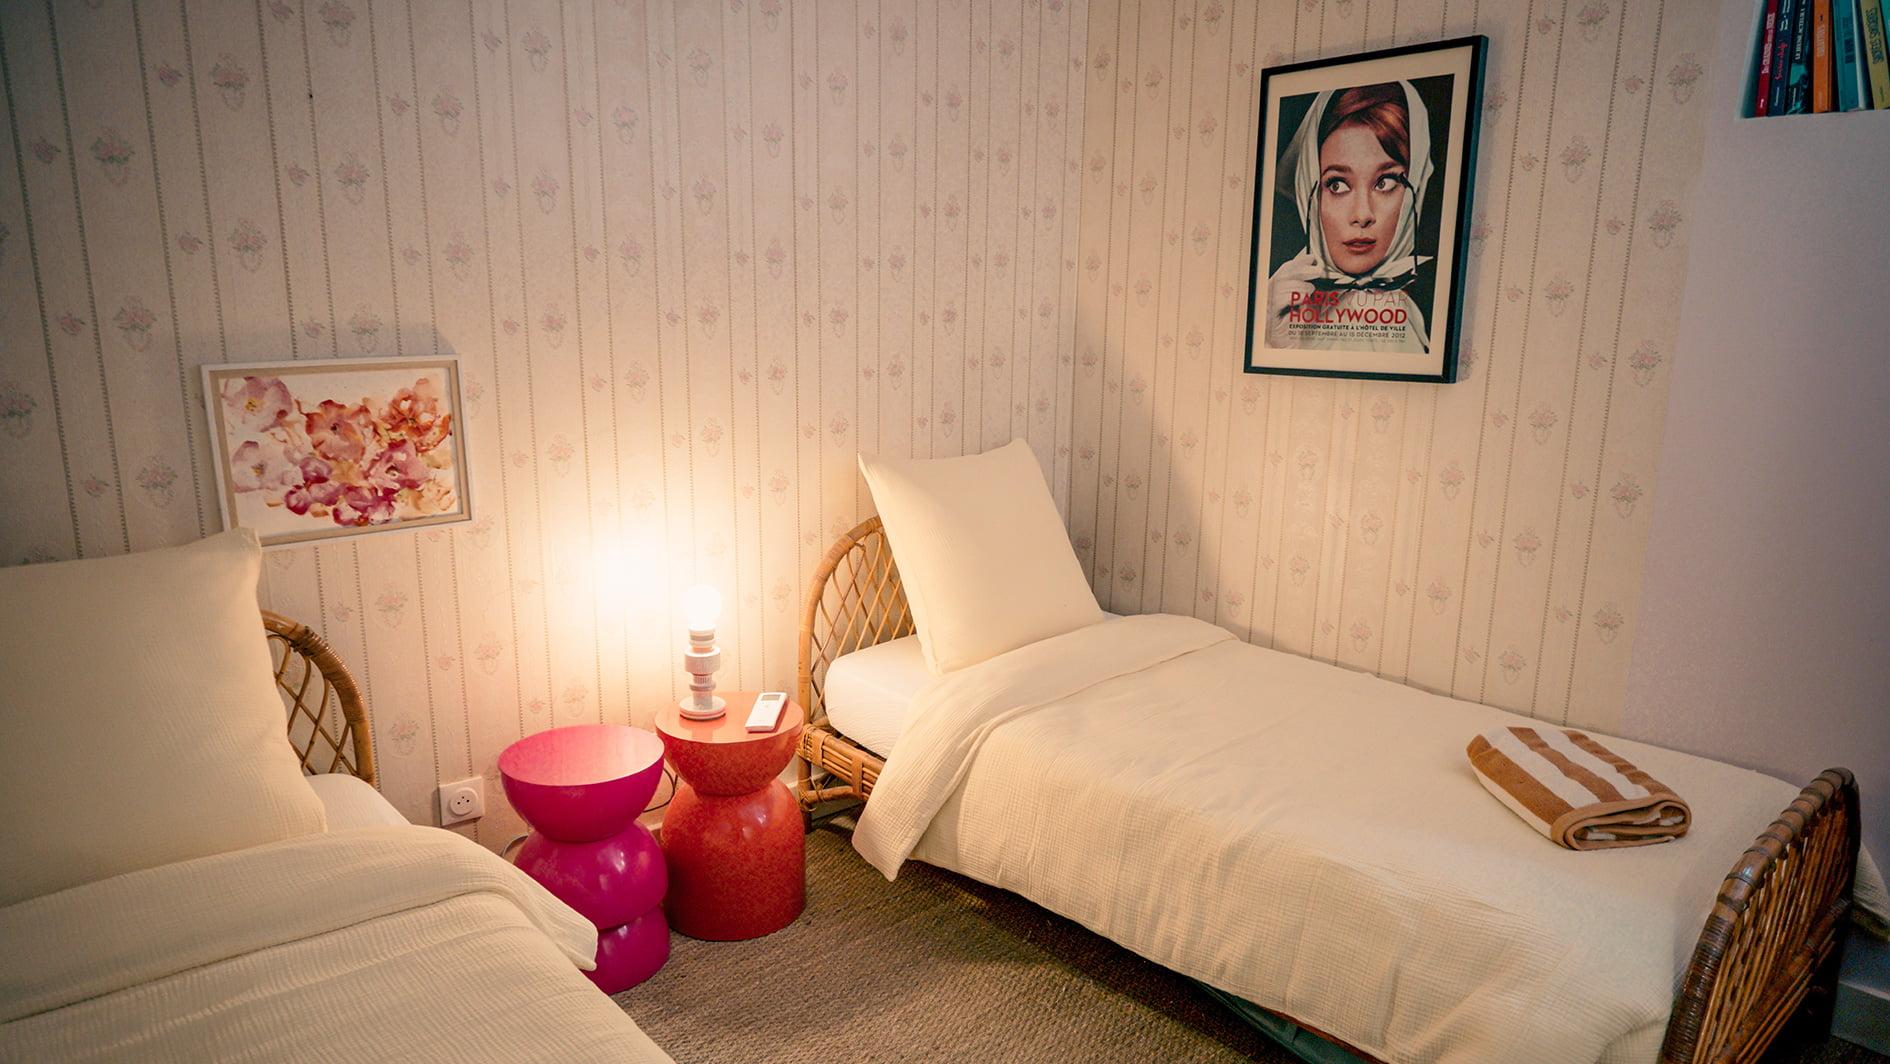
[[1068, 0, 1715, 732], [0, 0, 1717, 838], [0, 0, 1089, 839]]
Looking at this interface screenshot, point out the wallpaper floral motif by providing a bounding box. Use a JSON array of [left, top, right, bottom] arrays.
[[0, 0, 1089, 841], [1069, 0, 1714, 731], [0, 0, 1715, 839]]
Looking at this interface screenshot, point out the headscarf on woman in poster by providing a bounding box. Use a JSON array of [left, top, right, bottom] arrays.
[[1263, 80, 1434, 355]]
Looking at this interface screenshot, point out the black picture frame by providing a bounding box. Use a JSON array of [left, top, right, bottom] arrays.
[[1242, 36, 1486, 384]]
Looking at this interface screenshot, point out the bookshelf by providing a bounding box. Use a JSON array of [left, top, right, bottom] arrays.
[[1742, 0, 1890, 116]]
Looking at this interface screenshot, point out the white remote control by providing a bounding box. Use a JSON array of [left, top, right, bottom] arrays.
[[746, 691, 788, 733]]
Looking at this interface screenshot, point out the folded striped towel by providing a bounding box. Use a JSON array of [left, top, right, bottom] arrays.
[[1467, 726, 1691, 850]]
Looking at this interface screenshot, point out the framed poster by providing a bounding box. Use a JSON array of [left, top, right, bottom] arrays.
[[203, 357, 472, 547], [1242, 36, 1486, 383]]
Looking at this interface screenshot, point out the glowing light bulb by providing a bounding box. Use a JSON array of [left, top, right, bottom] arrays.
[[682, 583, 722, 633]]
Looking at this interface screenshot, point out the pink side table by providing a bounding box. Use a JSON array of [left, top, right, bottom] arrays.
[[655, 694, 805, 940], [499, 724, 670, 993]]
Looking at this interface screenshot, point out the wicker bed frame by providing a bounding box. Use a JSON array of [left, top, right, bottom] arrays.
[[263, 609, 377, 786], [794, 516, 1861, 1064]]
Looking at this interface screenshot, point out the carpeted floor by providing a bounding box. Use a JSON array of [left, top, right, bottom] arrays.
[[617, 825, 1886, 1064]]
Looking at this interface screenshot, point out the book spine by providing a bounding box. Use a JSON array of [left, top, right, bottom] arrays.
[[1789, 0, 1814, 111], [1815, 0, 1834, 111], [1758, 0, 1782, 113], [1864, 0, 1890, 106], [1772, 0, 1801, 113], [1837, 0, 1864, 108]]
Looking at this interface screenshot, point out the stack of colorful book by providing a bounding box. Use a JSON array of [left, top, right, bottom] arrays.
[[1750, 0, 1890, 113]]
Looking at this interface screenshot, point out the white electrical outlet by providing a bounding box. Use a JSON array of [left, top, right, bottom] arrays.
[[437, 777, 485, 827]]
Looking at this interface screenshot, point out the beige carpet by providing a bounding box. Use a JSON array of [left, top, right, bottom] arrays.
[[617, 825, 1886, 1064]]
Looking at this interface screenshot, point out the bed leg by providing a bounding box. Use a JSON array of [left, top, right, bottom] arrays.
[[1802, 922, 1849, 1036]]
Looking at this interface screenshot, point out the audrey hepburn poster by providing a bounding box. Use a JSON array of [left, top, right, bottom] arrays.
[[1243, 37, 1485, 383]]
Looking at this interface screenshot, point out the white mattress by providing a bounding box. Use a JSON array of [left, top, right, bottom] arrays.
[[823, 634, 931, 757], [827, 616, 1119, 757], [307, 772, 412, 830]]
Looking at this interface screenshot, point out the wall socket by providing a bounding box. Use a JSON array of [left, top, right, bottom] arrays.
[[437, 777, 486, 827]]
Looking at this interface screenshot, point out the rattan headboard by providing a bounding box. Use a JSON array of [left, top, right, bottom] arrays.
[[796, 516, 915, 729], [262, 610, 377, 787]]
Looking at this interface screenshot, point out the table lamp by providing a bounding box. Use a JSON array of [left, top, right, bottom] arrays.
[[679, 583, 726, 720]]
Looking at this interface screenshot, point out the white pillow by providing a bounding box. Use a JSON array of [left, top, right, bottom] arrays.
[[0, 529, 327, 905], [860, 439, 1103, 674]]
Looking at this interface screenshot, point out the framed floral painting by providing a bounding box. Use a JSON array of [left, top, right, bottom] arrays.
[[203, 358, 471, 547]]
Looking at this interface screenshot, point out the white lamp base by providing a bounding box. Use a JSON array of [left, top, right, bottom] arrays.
[[678, 695, 727, 721]]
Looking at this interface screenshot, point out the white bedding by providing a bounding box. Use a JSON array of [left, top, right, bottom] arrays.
[[0, 825, 670, 1063], [824, 634, 932, 757], [853, 614, 1888, 1064], [307, 772, 411, 830], [825, 614, 1120, 757]]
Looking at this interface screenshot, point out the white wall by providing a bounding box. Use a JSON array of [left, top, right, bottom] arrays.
[[1622, 0, 1890, 1012]]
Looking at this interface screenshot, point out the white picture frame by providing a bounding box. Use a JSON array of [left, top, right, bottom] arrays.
[[202, 357, 473, 548]]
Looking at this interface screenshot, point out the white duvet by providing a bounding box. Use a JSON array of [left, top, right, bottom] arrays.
[[0, 826, 670, 1063], [854, 614, 1888, 1064]]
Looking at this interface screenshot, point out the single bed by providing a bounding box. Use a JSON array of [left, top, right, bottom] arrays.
[[795, 515, 1879, 1064], [0, 610, 670, 1064]]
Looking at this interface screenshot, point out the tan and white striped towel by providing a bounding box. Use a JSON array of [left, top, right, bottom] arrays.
[[1467, 727, 1692, 850]]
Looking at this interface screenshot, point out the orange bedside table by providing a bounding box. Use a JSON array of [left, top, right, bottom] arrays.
[[654, 693, 805, 940]]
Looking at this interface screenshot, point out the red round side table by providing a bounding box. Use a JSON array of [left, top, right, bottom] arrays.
[[655, 693, 805, 941], [499, 724, 670, 993]]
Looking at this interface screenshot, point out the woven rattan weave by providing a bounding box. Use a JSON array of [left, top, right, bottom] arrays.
[[793, 516, 1858, 1064], [263, 609, 376, 787]]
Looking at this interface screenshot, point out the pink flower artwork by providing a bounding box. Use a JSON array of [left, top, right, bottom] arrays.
[[212, 364, 466, 544]]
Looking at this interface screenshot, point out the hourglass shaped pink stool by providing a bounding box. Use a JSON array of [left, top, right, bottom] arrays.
[[500, 724, 669, 993]]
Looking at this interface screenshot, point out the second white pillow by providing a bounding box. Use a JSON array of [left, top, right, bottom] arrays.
[[859, 439, 1103, 674]]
